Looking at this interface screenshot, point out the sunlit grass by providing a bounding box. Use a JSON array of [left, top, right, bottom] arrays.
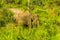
[[0, 0, 60, 40]]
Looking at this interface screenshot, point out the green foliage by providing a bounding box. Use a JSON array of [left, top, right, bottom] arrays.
[[0, 0, 60, 40], [0, 8, 14, 27]]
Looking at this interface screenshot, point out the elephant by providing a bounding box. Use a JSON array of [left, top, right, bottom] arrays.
[[9, 8, 39, 28], [31, 14, 39, 27]]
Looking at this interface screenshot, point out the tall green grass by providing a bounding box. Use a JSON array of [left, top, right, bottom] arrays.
[[0, 0, 60, 40]]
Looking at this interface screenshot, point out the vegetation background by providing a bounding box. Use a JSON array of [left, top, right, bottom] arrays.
[[0, 0, 60, 40]]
